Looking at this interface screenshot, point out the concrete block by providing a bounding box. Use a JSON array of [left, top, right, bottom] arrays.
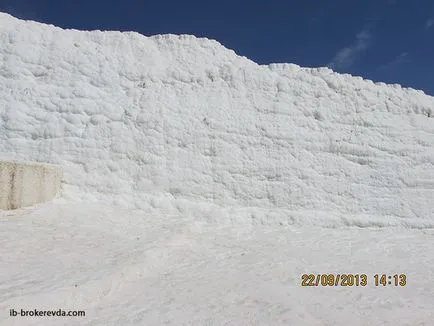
[[0, 161, 62, 210]]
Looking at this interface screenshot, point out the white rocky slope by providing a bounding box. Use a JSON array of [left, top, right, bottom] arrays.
[[0, 12, 433, 227]]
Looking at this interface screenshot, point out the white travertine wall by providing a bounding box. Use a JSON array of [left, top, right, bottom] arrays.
[[0, 161, 62, 210], [0, 13, 432, 225]]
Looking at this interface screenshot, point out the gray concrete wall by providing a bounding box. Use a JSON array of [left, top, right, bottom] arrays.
[[0, 161, 62, 210]]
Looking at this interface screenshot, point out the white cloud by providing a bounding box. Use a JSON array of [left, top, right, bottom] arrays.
[[327, 27, 372, 71], [426, 19, 434, 28]]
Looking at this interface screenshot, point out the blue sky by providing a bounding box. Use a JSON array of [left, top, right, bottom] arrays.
[[2, 0, 434, 95]]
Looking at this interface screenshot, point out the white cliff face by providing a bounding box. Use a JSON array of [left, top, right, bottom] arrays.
[[0, 13, 433, 226]]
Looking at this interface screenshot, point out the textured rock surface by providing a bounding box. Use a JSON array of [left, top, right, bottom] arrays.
[[0, 13, 432, 225]]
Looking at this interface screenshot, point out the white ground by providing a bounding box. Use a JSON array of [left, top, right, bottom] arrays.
[[0, 12, 433, 325], [1, 201, 433, 326]]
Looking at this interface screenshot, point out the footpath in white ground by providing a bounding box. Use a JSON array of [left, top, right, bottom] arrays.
[[1, 202, 433, 326]]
